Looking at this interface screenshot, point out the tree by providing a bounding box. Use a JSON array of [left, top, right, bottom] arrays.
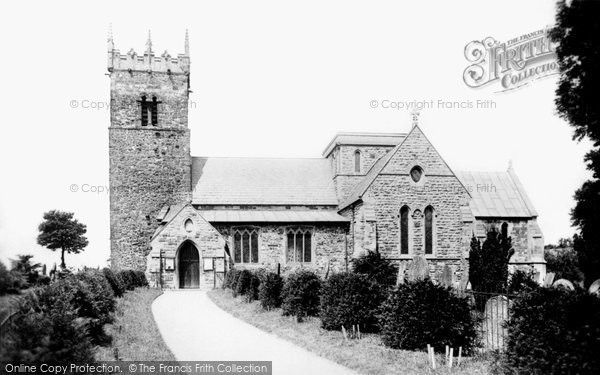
[[37, 210, 88, 269], [469, 229, 514, 292], [11, 254, 41, 284], [550, 0, 600, 287]]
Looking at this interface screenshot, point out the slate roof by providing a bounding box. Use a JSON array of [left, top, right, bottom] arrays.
[[191, 157, 339, 206], [455, 170, 538, 218], [198, 210, 349, 223], [322, 132, 406, 157]]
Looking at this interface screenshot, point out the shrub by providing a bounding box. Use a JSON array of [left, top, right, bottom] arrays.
[[351, 251, 398, 286], [469, 231, 514, 292], [258, 272, 284, 310], [544, 247, 583, 283], [498, 287, 600, 374], [320, 272, 386, 332], [117, 270, 139, 290], [103, 267, 125, 297], [281, 270, 321, 320], [132, 270, 148, 287], [246, 272, 261, 302], [0, 290, 95, 362], [0, 261, 27, 295], [223, 269, 239, 290], [379, 279, 478, 354], [507, 270, 539, 295], [234, 269, 253, 297], [40, 272, 115, 345]]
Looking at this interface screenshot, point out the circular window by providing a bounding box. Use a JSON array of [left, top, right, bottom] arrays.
[[184, 218, 193, 232], [410, 166, 423, 183]]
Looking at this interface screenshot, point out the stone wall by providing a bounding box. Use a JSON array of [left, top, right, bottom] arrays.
[[213, 223, 349, 276], [109, 69, 191, 271]]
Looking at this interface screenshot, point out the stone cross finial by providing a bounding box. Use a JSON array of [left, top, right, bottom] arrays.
[[508, 160, 513, 171], [184, 29, 190, 56], [145, 30, 153, 54], [411, 109, 420, 128], [108, 23, 114, 52]]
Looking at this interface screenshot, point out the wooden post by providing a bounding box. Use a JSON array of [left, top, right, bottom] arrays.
[[445, 345, 449, 364], [431, 347, 436, 369], [458, 347, 462, 367], [449, 347, 454, 368]]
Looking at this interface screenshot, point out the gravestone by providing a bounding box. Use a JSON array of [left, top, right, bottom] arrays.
[[543, 272, 555, 287], [407, 255, 429, 282], [396, 262, 406, 285], [552, 278, 575, 291], [482, 296, 510, 351], [440, 265, 453, 287], [588, 279, 600, 296]]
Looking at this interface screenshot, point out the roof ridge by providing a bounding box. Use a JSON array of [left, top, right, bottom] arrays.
[[191, 156, 327, 160]]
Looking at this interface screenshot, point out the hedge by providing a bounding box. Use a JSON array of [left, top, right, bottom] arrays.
[[351, 251, 398, 287], [103, 267, 126, 297], [320, 272, 386, 332], [258, 272, 284, 310], [281, 270, 321, 320], [378, 279, 478, 354], [498, 287, 600, 374]]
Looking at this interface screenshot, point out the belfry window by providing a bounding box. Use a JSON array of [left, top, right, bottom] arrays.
[[233, 229, 259, 264], [139, 95, 160, 126], [151, 96, 159, 126], [140, 96, 148, 126], [286, 228, 312, 263]]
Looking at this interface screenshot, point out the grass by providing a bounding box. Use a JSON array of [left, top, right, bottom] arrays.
[[208, 289, 492, 375], [95, 287, 176, 361]]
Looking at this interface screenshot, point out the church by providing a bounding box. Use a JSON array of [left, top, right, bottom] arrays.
[[107, 32, 546, 289]]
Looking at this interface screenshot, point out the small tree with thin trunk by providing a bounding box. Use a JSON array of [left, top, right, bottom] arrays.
[[37, 210, 89, 269]]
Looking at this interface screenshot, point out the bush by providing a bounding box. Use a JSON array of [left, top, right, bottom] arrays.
[[320, 272, 386, 332], [545, 247, 583, 283], [234, 269, 253, 297], [507, 270, 539, 295], [246, 272, 261, 302], [498, 287, 600, 374], [0, 262, 27, 295], [223, 269, 239, 290], [103, 267, 125, 297], [0, 291, 95, 362], [40, 272, 115, 345], [116, 269, 146, 290], [133, 270, 148, 287], [351, 251, 398, 286], [281, 270, 321, 320], [258, 272, 284, 310], [379, 279, 478, 354]]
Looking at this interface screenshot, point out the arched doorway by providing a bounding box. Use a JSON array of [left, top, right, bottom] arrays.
[[178, 242, 199, 289]]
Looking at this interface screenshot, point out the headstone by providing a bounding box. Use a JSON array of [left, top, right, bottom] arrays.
[[552, 278, 575, 291], [482, 296, 510, 351], [458, 275, 469, 291], [543, 272, 555, 287], [407, 255, 429, 281], [440, 265, 453, 287], [588, 279, 600, 296], [396, 262, 406, 285]]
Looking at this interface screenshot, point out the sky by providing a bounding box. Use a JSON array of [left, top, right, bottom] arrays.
[[0, 0, 591, 270]]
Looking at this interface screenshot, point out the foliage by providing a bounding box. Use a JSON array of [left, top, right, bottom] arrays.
[[549, 0, 600, 287], [258, 271, 284, 310], [234, 269, 253, 298], [544, 246, 584, 283], [115, 270, 146, 291], [103, 267, 126, 297], [0, 291, 96, 362], [0, 261, 27, 295], [246, 271, 261, 302], [37, 210, 89, 269], [11, 254, 42, 285], [507, 270, 540, 295], [320, 272, 386, 332], [378, 279, 478, 354], [223, 268, 240, 290], [469, 230, 514, 292], [351, 251, 398, 286], [498, 287, 600, 374], [281, 269, 321, 320]]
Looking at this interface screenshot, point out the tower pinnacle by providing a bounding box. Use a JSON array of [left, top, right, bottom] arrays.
[[145, 30, 153, 54], [184, 29, 190, 56]]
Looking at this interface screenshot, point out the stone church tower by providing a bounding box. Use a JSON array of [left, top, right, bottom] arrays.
[[108, 30, 192, 270]]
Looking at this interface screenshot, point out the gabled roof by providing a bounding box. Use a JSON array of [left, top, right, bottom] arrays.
[[455, 170, 538, 218], [191, 157, 339, 206], [322, 132, 406, 157], [198, 209, 349, 223]]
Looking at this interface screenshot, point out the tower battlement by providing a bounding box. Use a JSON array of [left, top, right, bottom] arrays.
[[107, 28, 190, 74]]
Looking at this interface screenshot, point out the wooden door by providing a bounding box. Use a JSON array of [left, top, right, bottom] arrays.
[[178, 243, 199, 289]]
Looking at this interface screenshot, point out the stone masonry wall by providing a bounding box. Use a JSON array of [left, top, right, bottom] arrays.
[[213, 223, 349, 276], [109, 70, 191, 271]]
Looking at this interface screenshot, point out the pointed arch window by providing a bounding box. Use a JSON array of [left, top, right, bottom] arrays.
[[233, 228, 259, 264], [354, 150, 361, 173], [286, 228, 312, 263], [501, 222, 508, 240], [424, 206, 434, 255], [400, 205, 410, 255]]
